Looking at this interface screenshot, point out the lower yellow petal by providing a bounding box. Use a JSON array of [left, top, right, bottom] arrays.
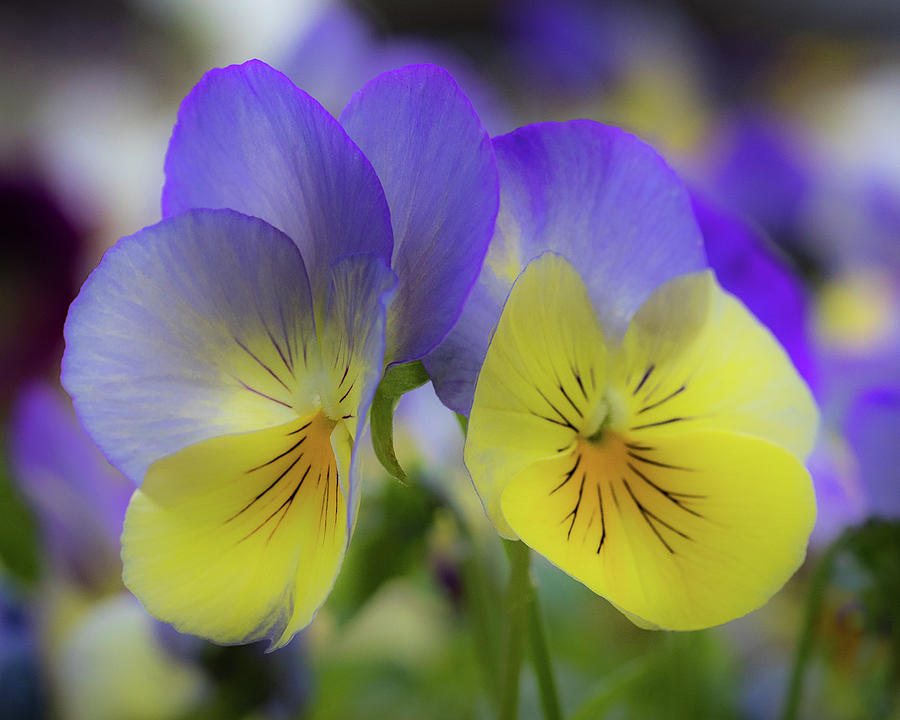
[[122, 411, 347, 648], [466, 252, 608, 536], [500, 429, 815, 630]]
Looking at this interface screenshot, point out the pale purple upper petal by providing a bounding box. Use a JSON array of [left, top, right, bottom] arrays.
[[340, 65, 499, 365], [426, 121, 706, 415], [62, 209, 317, 483], [162, 60, 393, 300]]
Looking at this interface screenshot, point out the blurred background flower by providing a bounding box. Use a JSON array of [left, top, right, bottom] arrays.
[[1, 0, 898, 718]]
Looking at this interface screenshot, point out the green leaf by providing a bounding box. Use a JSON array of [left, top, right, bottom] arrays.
[[370, 361, 430, 480], [569, 657, 652, 720]]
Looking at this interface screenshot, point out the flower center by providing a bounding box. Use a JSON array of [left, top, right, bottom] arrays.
[[582, 385, 629, 444]]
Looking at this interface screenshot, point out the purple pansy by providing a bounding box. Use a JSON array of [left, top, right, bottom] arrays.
[[282, 3, 509, 134], [699, 113, 815, 241], [692, 192, 816, 390], [844, 387, 900, 519], [62, 60, 498, 647], [499, 0, 621, 97], [10, 382, 132, 589], [425, 120, 707, 416]]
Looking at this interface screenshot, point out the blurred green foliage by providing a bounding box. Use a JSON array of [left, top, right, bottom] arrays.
[[0, 438, 39, 584]]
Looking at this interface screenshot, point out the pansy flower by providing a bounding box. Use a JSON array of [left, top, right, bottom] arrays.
[[844, 387, 900, 520], [62, 60, 498, 648], [428, 121, 818, 629], [283, 2, 509, 134]]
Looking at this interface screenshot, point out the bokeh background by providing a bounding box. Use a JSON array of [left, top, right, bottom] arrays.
[[1, 1, 899, 718]]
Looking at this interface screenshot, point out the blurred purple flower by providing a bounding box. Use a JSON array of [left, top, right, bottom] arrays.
[[9, 382, 131, 589], [689, 192, 900, 542], [860, 177, 900, 269], [692, 192, 816, 390], [699, 113, 814, 241], [805, 435, 867, 546], [282, 3, 510, 134], [844, 387, 900, 519], [499, 0, 620, 96]]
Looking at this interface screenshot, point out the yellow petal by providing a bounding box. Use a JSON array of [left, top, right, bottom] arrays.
[[465, 253, 608, 536], [501, 430, 816, 630], [613, 271, 818, 460], [122, 411, 347, 649]]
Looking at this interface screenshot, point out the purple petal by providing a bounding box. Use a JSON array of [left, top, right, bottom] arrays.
[[426, 121, 706, 415], [9, 382, 131, 585], [340, 65, 499, 364], [692, 192, 817, 391], [845, 386, 900, 519], [361, 45, 511, 136], [162, 60, 393, 299], [62, 209, 316, 483]]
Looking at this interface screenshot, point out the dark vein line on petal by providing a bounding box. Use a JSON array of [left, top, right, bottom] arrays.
[[550, 454, 582, 494], [276, 304, 295, 372], [558, 381, 583, 418], [229, 451, 304, 522], [247, 436, 306, 473], [529, 410, 577, 430], [630, 417, 690, 431], [633, 365, 655, 395], [339, 379, 355, 404], [287, 421, 312, 436], [623, 479, 692, 554], [535, 386, 578, 429], [573, 368, 588, 401], [627, 462, 705, 517], [596, 484, 607, 553], [233, 336, 292, 393], [626, 451, 692, 471], [337, 363, 350, 390], [235, 378, 293, 409], [638, 385, 686, 414], [564, 471, 587, 540]]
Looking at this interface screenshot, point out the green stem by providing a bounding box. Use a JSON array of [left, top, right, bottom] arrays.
[[456, 418, 560, 719], [780, 533, 848, 720], [526, 586, 563, 720], [500, 540, 531, 720], [461, 542, 502, 711]]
